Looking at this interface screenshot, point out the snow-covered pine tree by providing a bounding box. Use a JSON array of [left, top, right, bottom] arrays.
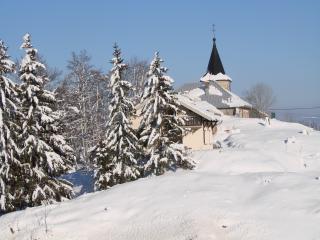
[[0, 40, 22, 213], [94, 44, 140, 190], [18, 33, 74, 207], [139, 52, 194, 176]]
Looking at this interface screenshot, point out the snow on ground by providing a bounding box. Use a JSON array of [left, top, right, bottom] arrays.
[[1, 117, 320, 240]]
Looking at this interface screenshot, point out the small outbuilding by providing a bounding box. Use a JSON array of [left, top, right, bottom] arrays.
[[176, 94, 222, 150]]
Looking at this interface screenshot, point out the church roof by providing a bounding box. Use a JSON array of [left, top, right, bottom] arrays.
[[207, 38, 225, 75], [178, 81, 251, 109]]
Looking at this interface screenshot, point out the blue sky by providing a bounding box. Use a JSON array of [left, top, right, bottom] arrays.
[[1, 0, 319, 109]]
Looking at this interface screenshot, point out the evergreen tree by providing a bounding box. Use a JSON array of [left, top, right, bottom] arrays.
[[18, 33, 74, 207], [94, 44, 140, 190], [0, 40, 22, 213], [139, 52, 194, 176]]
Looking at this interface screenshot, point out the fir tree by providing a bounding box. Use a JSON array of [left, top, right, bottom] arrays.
[[139, 52, 194, 176], [94, 44, 140, 190], [0, 40, 22, 213], [18, 33, 74, 207]]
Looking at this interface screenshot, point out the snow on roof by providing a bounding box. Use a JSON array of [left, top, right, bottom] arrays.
[[182, 85, 222, 99], [178, 81, 251, 109], [186, 88, 205, 99], [176, 94, 223, 121], [221, 88, 252, 108], [208, 85, 223, 96], [200, 72, 232, 82]]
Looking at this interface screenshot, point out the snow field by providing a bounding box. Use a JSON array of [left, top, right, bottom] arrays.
[[1, 117, 320, 240]]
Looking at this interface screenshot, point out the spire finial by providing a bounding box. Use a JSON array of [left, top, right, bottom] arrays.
[[212, 24, 216, 42]]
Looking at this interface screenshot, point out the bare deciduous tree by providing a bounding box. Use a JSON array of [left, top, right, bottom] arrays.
[[244, 83, 276, 113], [123, 57, 148, 100], [56, 50, 109, 168]]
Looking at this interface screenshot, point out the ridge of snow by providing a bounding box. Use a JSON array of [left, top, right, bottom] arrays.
[[200, 72, 232, 82]]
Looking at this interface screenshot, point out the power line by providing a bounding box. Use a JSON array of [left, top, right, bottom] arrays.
[[270, 106, 320, 111]]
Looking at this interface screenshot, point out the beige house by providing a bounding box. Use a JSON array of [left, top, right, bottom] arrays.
[[132, 95, 223, 150]]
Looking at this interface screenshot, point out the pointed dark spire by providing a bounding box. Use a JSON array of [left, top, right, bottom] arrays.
[[207, 37, 225, 75]]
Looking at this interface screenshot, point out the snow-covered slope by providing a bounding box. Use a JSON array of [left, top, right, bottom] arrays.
[[1, 118, 320, 240]]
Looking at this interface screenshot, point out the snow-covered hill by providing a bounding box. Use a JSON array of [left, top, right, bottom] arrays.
[[1, 117, 320, 240]]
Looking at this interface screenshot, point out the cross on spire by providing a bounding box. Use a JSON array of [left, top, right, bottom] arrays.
[[206, 24, 225, 75], [212, 24, 216, 41]]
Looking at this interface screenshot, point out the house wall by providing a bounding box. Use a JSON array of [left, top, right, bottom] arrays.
[[219, 108, 235, 116], [182, 125, 217, 150], [219, 108, 251, 118], [216, 80, 231, 91], [239, 108, 250, 118]]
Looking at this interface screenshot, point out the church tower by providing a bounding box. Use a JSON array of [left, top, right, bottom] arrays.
[[201, 34, 232, 91]]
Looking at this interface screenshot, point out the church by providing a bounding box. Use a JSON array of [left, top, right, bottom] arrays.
[[133, 35, 266, 151], [178, 35, 263, 118]]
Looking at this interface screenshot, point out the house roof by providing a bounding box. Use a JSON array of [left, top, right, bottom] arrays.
[[134, 94, 223, 122], [175, 94, 223, 122], [178, 80, 252, 109]]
